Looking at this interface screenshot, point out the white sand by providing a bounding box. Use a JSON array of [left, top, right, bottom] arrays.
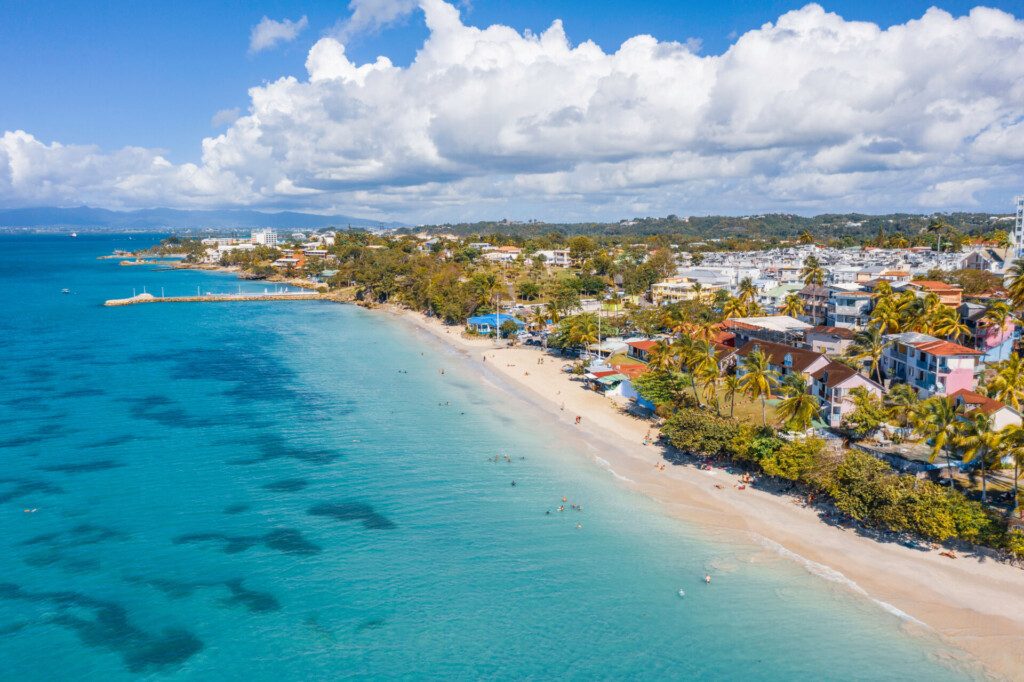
[[389, 306, 1024, 681]]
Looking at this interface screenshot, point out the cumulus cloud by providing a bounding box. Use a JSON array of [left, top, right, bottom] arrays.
[[3, 1, 1024, 220], [249, 15, 309, 54], [335, 0, 420, 40], [211, 107, 241, 128]]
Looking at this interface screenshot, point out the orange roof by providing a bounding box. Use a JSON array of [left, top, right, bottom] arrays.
[[612, 363, 649, 379], [627, 340, 659, 351], [712, 330, 735, 345], [721, 320, 760, 331], [912, 339, 982, 356], [909, 280, 961, 292], [949, 389, 1008, 415]]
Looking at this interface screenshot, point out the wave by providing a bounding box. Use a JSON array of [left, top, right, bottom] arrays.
[[593, 456, 636, 484], [753, 535, 928, 628]]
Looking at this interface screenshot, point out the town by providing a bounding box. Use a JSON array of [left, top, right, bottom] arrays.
[[126, 198, 1024, 561]]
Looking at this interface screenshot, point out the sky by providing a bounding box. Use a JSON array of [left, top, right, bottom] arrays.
[[1, 0, 1023, 222]]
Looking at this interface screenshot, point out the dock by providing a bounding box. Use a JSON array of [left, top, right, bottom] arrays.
[[104, 292, 326, 306]]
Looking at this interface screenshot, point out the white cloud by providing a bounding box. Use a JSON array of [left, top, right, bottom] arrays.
[[335, 0, 419, 40], [249, 15, 309, 54], [211, 107, 241, 128], [3, 1, 1024, 220]]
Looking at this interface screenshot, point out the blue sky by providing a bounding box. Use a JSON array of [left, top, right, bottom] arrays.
[[4, 0, 1020, 162], [1, 0, 1023, 219]]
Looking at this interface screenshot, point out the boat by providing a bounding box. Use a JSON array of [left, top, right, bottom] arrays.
[[70, 232, 78, 238], [61, 288, 70, 294]]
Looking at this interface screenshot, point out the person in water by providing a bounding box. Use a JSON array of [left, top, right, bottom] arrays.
[[705, 574, 712, 584]]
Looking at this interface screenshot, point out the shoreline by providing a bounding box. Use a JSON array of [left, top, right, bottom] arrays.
[[383, 304, 1024, 682]]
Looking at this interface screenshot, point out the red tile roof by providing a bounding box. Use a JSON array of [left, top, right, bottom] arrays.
[[806, 326, 856, 340], [810, 361, 880, 389], [612, 363, 649, 379], [735, 340, 826, 373], [626, 340, 659, 351], [912, 339, 982, 356], [949, 389, 1007, 415], [909, 280, 961, 292]]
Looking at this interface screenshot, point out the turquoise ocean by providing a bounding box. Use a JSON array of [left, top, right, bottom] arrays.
[[0, 234, 978, 680]]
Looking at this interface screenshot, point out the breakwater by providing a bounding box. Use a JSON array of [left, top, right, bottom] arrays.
[[104, 292, 325, 306]]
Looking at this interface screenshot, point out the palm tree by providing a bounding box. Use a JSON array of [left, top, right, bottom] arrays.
[[723, 374, 741, 418], [781, 293, 804, 318], [884, 383, 919, 427], [737, 277, 758, 306], [955, 413, 1002, 502], [801, 255, 826, 286], [569, 315, 599, 351], [697, 361, 721, 414], [676, 337, 716, 408], [848, 326, 890, 385], [1004, 426, 1024, 519], [911, 395, 963, 487], [722, 296, 746, 319], [647, 340, 679, 372], [1006, 258, 1024, 311], [738, 348, 779, 426], [925, 218, 948, 252], [869, 300, 901, 334], [987, 354, 1024, 410], [797, 230, 814, 245], [931, 307, 970, 341], [983, 301, 1012, 333], [775, 373, 820, 432]]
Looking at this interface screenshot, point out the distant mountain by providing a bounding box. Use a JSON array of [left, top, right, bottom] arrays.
[[0, 206, 401, 230]]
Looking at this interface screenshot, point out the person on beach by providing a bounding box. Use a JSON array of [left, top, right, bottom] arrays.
[[575, 415, 581, 424]]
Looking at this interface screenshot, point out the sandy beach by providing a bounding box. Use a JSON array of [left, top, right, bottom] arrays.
[[388, 305, 1024, 681]]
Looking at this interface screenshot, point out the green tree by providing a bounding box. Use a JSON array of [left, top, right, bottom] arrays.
[[775, 373, 820, 432], [760, 437, 827, 482], [912, 396, 963, 487], [781, 293, 804, 318], [848, 326, 891, 385], [954, 413, 1002, 502], [722, 374, 742, 419], [841, 387, 887, 439], [738, 348, 779, 426], [801, 255, 826, 286]]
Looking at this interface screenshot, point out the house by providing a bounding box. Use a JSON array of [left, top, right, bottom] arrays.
[[651, 277, 722, 304], [958, 302, 1016, 363], [960, 247, 1009, 274], [482, 246, 522, 263], [722, 316, 811, 348], [534, 249, 572, 267], [826, 290, 873, 328], [758, 283, 804, 314], [797, 285, 830, 325], [804, 326, 856, 356], [466, 314, 525, 335], [810, 361, 884, 428], [881, 332, 982, 397], [735, 340, 829, 384], [907, 280, 963, 307], [949, 389, 1023, 430], [626, 339, 659, 362]]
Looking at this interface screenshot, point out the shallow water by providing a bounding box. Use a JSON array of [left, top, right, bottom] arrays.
[[0, 234, 977, 679]]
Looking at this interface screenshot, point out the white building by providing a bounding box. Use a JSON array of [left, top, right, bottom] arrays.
[[1013, 195, 1024, 262], [251, 229, 278, 247], [534, 249, 572, 267]]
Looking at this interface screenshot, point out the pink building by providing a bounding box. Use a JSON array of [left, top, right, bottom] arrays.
[[881, 333, 982, 398]]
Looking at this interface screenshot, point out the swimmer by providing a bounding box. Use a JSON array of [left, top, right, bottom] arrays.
[[704, 574, 711, 584], [576, 523, 582, 529], [678, 589, 686, 598], [511, 481, 516, 487]]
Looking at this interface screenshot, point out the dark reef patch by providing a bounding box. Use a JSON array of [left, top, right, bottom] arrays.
[[82, 433, 141, 448], [355, 618, 386, 632], [39, 459, 124, 474], [261, 478, 309, 493], [0, 583, 203, 673], [125, 396, 217, 429], [127, 576, 281, 614], [55, 387, 107, 399], [223, 503, 250, 515], [173, 528, 321, 556], [308, 502, 396, 530], [0, 477, 65, 504], [228, 433, 340, 466]]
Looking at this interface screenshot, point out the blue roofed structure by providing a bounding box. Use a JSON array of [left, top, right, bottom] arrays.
[[467, 313, 525, 334]]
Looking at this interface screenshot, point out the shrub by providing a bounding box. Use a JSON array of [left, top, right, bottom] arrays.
[[661, 408, 741, 458], [759, 437, 827, 482]]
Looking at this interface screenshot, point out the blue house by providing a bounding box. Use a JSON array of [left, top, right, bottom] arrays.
[[467, 314, 525, 335]]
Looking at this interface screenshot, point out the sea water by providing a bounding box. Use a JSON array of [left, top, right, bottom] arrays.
[[0, 234, 977, 680]]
